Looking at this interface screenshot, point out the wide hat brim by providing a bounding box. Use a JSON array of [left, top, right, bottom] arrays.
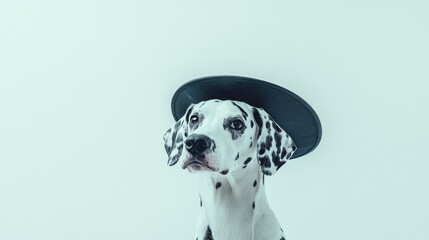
[[171, 75, 322, 159]]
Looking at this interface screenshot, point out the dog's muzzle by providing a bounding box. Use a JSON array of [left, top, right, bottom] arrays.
[[185, 134, 212, 155], [182, 134, 216, 171]]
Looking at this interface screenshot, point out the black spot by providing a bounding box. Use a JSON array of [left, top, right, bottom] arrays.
[[244, 157, 252, 165], [204, 226, 213, 240], [265, 135, 273, 150], [214, 100, 220, 102], [274, 131, 282, 150], [243, 165, 247, 169], [265, 121, 271, 129], [235, 152, 240, 161], [253, 180, 257, 187], [271, 151, 283, 170], [170, 151, 181, 166], [199, 195, 202, 207], [250, 120, 254, 128], [169, 133, 184, 163], [169, 128, 180, 156], [273, 122, 282, 132], [259, 155, 271, 169], [259, 142, 266, 155], [164, 144, 172, 155], [232, 101, 248, 120], [220, 170, 229, 175], [249, 141, 253, 148], [215, 182, 222, 189], [262, 169, 273, 175], [253, 108, 263, 138], [281, 147, 287, 159], [262, 175, 265, 185], [280, 228, 284, 232], [185, 105, 194, 123], [280, 237, 285, 240], [164, 128, 172, 138], [252, 202, 255, 209]]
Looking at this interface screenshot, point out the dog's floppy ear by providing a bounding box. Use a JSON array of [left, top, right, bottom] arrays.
[[253, 107, 297, 175], [163, 104, 193, 166]]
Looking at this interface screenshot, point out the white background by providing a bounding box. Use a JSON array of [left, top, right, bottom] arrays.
[[1, 1, 428, 239]]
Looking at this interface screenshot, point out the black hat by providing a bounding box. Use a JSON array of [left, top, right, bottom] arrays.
[[171, 75, 322, 159]]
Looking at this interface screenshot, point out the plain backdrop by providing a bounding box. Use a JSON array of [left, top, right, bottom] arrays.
[[1, 1, 428, 239]]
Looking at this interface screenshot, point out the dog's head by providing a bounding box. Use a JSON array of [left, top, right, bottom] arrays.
[[163, 100, 296, 175]]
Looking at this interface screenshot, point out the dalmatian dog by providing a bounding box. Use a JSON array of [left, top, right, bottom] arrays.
[[164, 99, 297, 240]]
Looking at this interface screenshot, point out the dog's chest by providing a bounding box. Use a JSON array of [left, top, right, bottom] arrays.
[[198, 177, 261, 239]]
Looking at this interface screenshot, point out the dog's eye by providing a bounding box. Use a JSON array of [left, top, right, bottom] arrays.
[[190, 114, 199, 124], [230, 119, 244, 130]]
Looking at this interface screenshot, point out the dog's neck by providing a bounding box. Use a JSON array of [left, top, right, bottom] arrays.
[[197, 159, 269, 240]]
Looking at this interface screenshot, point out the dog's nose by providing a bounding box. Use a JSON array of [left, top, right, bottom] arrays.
[[185, 134, 211, 155]]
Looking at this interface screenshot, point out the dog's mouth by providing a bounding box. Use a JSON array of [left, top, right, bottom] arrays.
[[182, 156, 216, 171]]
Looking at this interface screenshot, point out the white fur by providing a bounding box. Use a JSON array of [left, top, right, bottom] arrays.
[[164, 100, 295, 240]]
